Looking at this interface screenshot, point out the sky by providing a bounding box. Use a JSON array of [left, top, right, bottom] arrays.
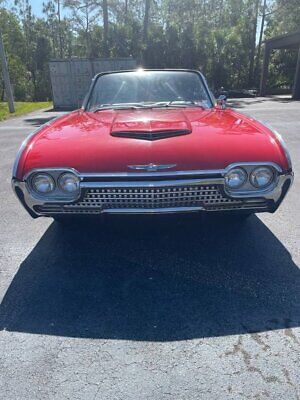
[[6, 0, 263, 44], [7, 0, 69, 17], [28, 0, 48, 16]]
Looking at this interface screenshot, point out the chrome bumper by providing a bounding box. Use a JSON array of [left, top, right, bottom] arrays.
[[12, 171, 293, 218]]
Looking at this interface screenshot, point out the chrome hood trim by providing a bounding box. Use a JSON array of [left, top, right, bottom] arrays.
[[111, 129, 191, 141]]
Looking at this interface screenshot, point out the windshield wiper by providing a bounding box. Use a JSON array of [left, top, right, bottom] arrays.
[[91, 101, 206, 112], [146, 101, 205, 108], [92, 104, 146, 112]]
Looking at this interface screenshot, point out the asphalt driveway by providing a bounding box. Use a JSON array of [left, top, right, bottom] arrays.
[[0, 98, 299, 399]]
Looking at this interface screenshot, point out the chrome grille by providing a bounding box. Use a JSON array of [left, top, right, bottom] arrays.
[[78, 185, 240, 209], [34, 183, 267, 215], [34, 183, 269, 215]]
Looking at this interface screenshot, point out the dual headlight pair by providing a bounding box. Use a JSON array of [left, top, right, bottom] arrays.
[[225, 166, 274, 190], [30, 166, 274, 195], [31, 172, 80, 194]]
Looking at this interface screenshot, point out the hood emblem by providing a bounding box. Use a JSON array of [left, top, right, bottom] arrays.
[[128, 163, 177, 172]]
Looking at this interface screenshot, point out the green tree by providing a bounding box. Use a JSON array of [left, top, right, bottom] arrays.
[[64, 0, 99, 57], [0, 7, 33, 100], [2, 0, 299, 101]]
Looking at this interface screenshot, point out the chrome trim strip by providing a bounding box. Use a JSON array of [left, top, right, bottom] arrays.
[[102, 206, 206, 214], [199, 71, 216, 106], [76, 162, 282, 179], [33, 202, 270, 216], [81, 170, 223, 178], [21, 162, 283, 181], [12, 116, 61, 178], [80, 178, 224, 188], [99, 205, 268, 215]]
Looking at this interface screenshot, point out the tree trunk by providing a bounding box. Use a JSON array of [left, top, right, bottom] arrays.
[[142, 0, 151, 64], [248, 0, 260, 87], [85, 5, 90, 57], [124, 0, 128, 22], [57, 0, 63, 59], [102, 0, 109, 57]]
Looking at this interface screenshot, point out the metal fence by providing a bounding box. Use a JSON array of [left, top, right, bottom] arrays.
[[49, 58, 137, 109]]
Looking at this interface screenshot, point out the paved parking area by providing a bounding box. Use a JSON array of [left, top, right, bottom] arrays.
[[0, 98, 299, 399]]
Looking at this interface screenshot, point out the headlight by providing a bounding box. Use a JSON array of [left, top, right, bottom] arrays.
[[58, 173, 80, 193], [32, 173, 55, 194], [250, 167, 274, 188], [225, 168, 247, 189]]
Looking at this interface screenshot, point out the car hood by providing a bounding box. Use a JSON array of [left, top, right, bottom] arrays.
[[18, 107, 288, 178]]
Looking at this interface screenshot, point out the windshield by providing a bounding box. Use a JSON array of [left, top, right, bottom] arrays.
[[87, 70, 213, 111]]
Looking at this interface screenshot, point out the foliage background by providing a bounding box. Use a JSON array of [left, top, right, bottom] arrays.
[[0, 0, 299, 101]]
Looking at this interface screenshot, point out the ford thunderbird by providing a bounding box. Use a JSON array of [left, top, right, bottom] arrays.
[[12, 69, 293, 220]]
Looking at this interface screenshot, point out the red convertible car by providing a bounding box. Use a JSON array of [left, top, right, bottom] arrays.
[[12, 69, 293, 220]]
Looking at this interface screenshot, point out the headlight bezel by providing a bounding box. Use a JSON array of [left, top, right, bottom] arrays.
[[224, 162, 280, 194], [26, 168, 81, 201]]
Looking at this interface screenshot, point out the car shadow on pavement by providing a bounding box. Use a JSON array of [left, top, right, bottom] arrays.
[[24, 116, 56, 127], [0, 214, 299, 340]]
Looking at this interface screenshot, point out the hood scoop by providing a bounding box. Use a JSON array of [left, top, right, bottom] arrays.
[[111, 129, 191, 141], [110, 109, 192, 140]]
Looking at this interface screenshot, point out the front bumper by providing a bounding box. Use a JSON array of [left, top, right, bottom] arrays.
[[12, 169, 293, 218]]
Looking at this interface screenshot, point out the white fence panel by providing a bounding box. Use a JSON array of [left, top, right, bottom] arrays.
[[49, 58, 137, 109]]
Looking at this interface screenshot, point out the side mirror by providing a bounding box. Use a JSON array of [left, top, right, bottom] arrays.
[[216, 95, 227, 109]]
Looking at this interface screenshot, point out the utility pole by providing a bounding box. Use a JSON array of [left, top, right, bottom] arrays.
[[0, 30, 15, 113], [57, 0, 63, 59]]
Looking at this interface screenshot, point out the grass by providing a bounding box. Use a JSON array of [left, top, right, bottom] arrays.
[[0, 101, 52, 121]]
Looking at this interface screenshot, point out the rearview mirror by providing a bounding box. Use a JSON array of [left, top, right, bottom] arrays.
[[216, 95, 227, 109]]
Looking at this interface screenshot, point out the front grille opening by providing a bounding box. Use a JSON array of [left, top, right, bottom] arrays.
[[33, 184, 268, 215], [80, 185, 237, 209]]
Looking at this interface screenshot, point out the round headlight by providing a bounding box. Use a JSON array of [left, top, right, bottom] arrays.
[[250, 167, 274, 188], [58, 173, 80, 193], [225, 168, 247, 189], [32, 173, 55, 194]]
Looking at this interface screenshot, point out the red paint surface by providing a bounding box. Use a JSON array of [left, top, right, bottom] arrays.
[[16, 107, 289, 179]]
